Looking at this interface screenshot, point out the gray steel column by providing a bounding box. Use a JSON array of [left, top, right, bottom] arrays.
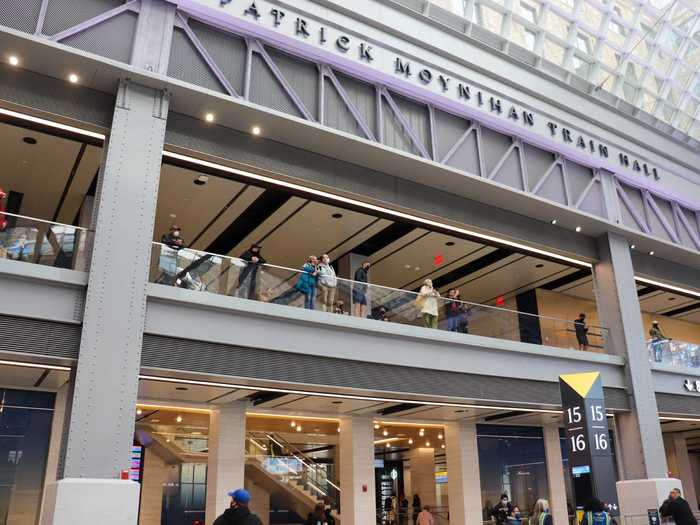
[[63, 80, 169, 478], [592, 232, 667, 479]]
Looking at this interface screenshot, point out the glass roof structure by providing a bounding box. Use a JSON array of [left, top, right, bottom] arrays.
[[427, 0, 700, 141]]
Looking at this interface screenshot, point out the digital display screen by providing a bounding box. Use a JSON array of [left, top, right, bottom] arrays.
[[130, 445, 144, 482], [572, 465, 591, 476], [434, 471, 448, 484], [374, 459, 385, 468]]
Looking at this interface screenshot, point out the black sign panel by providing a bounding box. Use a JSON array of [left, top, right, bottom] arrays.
[[560, 372, 619, 515]]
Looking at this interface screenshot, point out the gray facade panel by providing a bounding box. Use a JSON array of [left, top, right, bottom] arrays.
[[0, 64, 114, 128], [42, 0, 123, 36], [0, 314, 80, 359], [0, 0, 42, 33], [61, 12, 137, 64], [168, 27, 225, 94], [190, 19, 246, 96], [141, 333, 628, 409]]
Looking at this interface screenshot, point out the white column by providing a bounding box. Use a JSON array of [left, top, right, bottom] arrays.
[[543, 424, 568, 525], [339, 417, 376, 525], [138, 449, 169, 525], [245, 479, 271, 525], [409, 447, 436, 508], [673, 434, 698, 510], [38, 381, 70, 524], [445, 420, 482, 525], [206, 401, 247, 525]]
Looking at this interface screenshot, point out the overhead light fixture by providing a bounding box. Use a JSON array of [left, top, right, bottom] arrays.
[[441, 444, 445, 449], [176, 415, 183, 423], [192, 431, 202, 435], [634, 276, 700, 300], [193, 175, 208, 186], [0, 108, 105, 141], [374, 423, 380, 430], [296, 426, 302, 432], [136, 409, 143, 416], [445, 241, 455, 246], [337, 427, 340, 432], [8, 55, 19, 66], [630, 244, 636, 250], [649, 251, 655, 256], [425, 441, 431, 447], [383, 429, 389, 436], [160, 152, 594, 268], [68, 73, 79, 84], [550, 219, 557, 225], [332, 213, 343, 219], [385, 442, 391, 448], [204, 113, 215, 123], [438, 433, 443, 440], [408, 438, 414, 444], [251, 125, 261, 135], [291, 421, 296, 427], [419, 429, 425, 436], [575, 226, 582, 232]]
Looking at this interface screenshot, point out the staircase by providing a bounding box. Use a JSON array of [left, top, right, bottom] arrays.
[[246, 432, 341, 523]]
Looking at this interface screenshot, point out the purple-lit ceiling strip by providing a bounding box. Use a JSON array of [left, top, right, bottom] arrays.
[[50, 0, 139, 42], [171, 0, 698, 213]]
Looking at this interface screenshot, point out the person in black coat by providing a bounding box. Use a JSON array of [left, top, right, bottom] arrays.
[[161, 224, 185, 250], [237, 243, 266, 299], [660, 488, 698, 525], [492, 494, 513, 525], [213, 489, 263, 525], [574, 312, 590, 351]]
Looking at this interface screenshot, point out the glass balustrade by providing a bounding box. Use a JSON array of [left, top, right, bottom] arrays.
[[648, 338, 700, 369], [0, 212, 92, 271], [150, 243, 609, 354]]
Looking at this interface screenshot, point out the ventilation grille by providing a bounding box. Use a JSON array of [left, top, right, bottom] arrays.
[[0, 315, 80, 359], [0, 0, 42, 33], [42, 0, 124, 36], [142, 334, 628, 409], [656, 392, 700, 415]]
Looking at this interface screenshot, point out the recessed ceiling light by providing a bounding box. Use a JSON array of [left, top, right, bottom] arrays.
[[438, 433, 443, 440], [535, 263, 544, 268], [668, 297, 676, 301], [425, 441, 431, 447], [383, 429, 389, 436], [408, 438, 414, 444], [630, 244, 636, 250], [441, 444, 445, 449], [649, 251, 655, 256], [414, 266, 420, 271], [68, 73, 79, 84], [251, 125, 261, 135], [550, 219, 557, 225], [332, 213, 343, 219], [175, 387, 188, 391], [136, 409, 143, 415], [169, 213, 177, 219], [385, 442, 391, 448], [445, 241, 455, 246], [176, 415, 183, 423], [575, 226, 582, 232], [332, 400, 343, 404], [404, 264, 411, 269], [204, 113, 215, 123], [374, 423, 380, 430], [296, 426, 302, 432], [193, 175, 208, 186], [22, 137, 37, 145], [291, 421, 296, 428], [8, 55, 19, 66]]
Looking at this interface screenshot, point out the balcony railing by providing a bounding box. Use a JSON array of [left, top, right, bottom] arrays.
[[648, 338, 700, 369], [0, 212, 92, 271], [149, 243, 608, 353]]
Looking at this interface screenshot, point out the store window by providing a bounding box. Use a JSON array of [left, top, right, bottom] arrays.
[[0, 389, 54, 525], [477, 425, 549, 520]]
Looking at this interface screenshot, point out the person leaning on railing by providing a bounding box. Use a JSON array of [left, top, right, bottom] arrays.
[[650, 320, 671, 363]]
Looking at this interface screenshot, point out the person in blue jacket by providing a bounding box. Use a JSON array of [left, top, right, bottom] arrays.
[[272, 255, 319, 309]]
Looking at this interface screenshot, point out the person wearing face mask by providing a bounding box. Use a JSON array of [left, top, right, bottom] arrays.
[[416, 279, 440, 329], [159, 225, 186, 285], [161, 224, 185, 249], [507, 506, 522, 525], [492, 494, 513, 525], [317, 254, 338, 312], [237, 244, 266, 299], [213, 489, 263, 525]]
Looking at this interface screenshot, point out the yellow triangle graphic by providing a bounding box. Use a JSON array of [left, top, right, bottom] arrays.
[[560, 372, 600, 398]]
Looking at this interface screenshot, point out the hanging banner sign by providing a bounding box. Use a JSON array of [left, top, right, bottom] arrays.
[[560, 372, 619, 516]]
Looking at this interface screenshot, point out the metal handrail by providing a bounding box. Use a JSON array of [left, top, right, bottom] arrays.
[[0, 211, 91, 231], [151, 242, 609, 333]]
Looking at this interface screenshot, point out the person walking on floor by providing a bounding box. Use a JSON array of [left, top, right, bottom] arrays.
[[580, 497, 613, 525], [660, 488, 697, 525], [416, 279, 440, 329], [236, 243, 266, 299], [574, 312, 590, 351], [493, 494, 513, 525], [416, 506, 435, 525], [213, 488, 263, 525], [317, 254, 337, 312], [412, 494, 422, 525], [352, 261, 371, 318], [530, 499, 553, 525], [271, 255, 319, 309], [305, 503, 329, 525]]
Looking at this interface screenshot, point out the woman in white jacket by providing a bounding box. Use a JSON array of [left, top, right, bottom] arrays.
[[317, 254, 338, 312], [417, 279, 440, 329]]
